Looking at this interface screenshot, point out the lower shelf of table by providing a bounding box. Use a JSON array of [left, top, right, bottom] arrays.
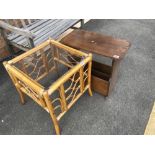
[[91, 75, 109, 96], [91, 61, 112, 96]]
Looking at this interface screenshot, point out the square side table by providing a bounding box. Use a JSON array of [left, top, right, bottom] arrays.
[[61, 29, 130, 96]]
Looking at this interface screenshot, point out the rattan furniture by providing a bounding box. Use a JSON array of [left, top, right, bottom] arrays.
[[3, 39, 92, 135], [144, 102, 155, 135]]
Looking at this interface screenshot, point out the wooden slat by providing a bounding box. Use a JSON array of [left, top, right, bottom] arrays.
[[25, 19, 46, 30], [14, 19, 60, 46], [31, 20, 58, 33], [10, 42, 30, 51], [49, 20, 80, 40], [34, 19, 80, 45], [20, 19, 26, 28], [144, 102, 155, 135], [6, 19, 80, 49], [4, 19, 10, 24], [34, 20, 68, 39], [33, 20, 63, 39], [13, 19, 19, 27], [7, 19, 48, 40], [27, 19, 32, 24], [24, 19, 46, 30], [35, 21, 80, 45], [12, 19, 80, 47], [10, 20, 54, 43], [34, 19, 69, 43], [0, 20, 35, 39]]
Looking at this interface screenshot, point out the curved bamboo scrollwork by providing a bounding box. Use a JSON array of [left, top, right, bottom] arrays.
[[65, 73, 81, 102]]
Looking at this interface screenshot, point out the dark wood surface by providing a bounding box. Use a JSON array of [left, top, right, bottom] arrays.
[[61, 29, 131, 96], [91, 61, 111, 96], [91, 75, 109, 96], [108, 59, 121, 95], [61, 29, 130, 59]]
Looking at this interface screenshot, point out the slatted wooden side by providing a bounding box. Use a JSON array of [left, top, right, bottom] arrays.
[[7, 19, 47, 40], [3, 19, 36, 31], [144, 102, 155, 135], [9, 19, 57, 46]]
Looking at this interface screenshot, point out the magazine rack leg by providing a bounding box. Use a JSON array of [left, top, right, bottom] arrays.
[[4, 62, 25, 104], [43, 91, 60, 135], [15, 83, 25, 104]]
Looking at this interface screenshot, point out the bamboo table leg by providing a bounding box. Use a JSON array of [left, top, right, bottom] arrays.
[[88, 56, 93, 96], [43, 91, 60, 135]]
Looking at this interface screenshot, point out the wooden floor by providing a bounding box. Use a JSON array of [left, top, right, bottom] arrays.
[[144, 102, 155, 135]]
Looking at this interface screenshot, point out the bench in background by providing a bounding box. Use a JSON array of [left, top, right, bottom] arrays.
[[0, 19, 84, 60]]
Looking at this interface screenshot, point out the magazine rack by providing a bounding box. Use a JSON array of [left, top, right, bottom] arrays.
[[61, 30, 130, 96], [3, 39, 92, 134]]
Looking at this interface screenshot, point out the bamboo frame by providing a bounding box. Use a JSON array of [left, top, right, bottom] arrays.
[[3, 39, 92, 135], [144, 102, 155, 135]]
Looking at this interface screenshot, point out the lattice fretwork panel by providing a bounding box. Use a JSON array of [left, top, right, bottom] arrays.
[[64, 71, 81, 104]]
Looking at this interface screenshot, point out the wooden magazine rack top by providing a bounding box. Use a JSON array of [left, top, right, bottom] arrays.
[[61, 29, 130, 60], [61, 29, 130, 96], [3, 39, 92, 134]]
